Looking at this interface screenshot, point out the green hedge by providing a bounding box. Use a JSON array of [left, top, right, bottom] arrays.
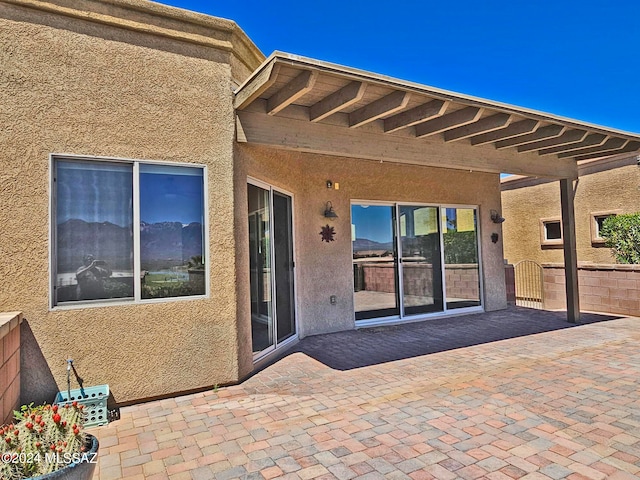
[[600, 213, 640, 264]]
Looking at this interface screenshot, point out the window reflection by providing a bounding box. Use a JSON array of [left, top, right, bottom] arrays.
[[139, 165, 205, 299], [55, 161, 134, 302], [352, 205, 399, 319], [442, 208, 481, 309]]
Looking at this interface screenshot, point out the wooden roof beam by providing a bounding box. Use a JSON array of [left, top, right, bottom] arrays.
[[235, 64, 281, 110], [495, 124, 565, 149], [557, 137, 627, 158], [573, 141, 640, 161], [349, 90, 411, 128], [470, 119, 539, 145], [310, 81, 367, 122], [537, 133, 608, 156], [517, 130, 588, 153], [444, 113, 512, 142], [267, 70, 318, 116], [383, 99, 448, 133], [414, 107, 482, 138]]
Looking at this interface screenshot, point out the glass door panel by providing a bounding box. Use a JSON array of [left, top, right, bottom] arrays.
[[273, 191, 296, 343], [399, 206, 443, 315], [442, 208, 481, 309], [248, 184, 273, 353], [352, 205, 399, 320]]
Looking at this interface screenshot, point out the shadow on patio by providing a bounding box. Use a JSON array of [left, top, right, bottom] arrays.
[[280, 305, 621, 371]]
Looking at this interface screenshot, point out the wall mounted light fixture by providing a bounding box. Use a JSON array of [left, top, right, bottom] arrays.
[[490, 209, 506, 224], [491, 232, 499, 243], [324, 201, 338, 219], [326, 180, 333, 188]]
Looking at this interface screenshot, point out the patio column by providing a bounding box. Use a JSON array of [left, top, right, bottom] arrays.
[[560, 178, 580, 323]]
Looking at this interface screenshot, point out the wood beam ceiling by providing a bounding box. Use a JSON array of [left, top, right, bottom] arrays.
[[537, 133, 607, 156], [495, 125, 565, 149], [383, 100, 448, 133], [517, 130, 588, 153], [444, 113, 512, 142], [415, 107, 482, 138], [349, 90, 410, 128], [267, 70, 318, 115], [573, 141, 640, 161], [235, 58, 640, 164], [469, 119, 539, 145], [310, 81, 367, 122], [557, 138, 627, 158]]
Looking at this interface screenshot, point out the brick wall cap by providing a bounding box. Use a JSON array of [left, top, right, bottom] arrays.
[[541, 263, 640, 271], [0, 312, 23, 339]]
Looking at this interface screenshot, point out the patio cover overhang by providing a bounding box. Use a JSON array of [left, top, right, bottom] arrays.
[[234, 52, 640, 179], [234, 52, 640, 324]]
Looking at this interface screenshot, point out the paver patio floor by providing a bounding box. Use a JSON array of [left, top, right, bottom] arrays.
[[93, 308, 640, 479]]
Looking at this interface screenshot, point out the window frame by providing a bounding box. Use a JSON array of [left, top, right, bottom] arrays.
[[539, 217, 563, 247], [49, 154, 209, 309], [590, 210, 621, 246]]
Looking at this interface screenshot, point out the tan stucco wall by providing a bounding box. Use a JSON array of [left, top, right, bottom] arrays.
[[235, 145, 508, 375], [502, 160, 640, 265], [0, 1, 261, 404]]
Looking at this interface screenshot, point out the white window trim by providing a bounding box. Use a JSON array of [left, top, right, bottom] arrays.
[[49, 153, 209, 310]]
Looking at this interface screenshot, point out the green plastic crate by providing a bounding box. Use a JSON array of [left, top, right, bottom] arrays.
[[54, 384, 109, 428]]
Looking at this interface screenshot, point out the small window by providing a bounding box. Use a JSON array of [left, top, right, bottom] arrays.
[[539, 217, 563, 246], [545, 222, 562, 240], [590, 211, 620, 245], [52, 157, 206, 307]]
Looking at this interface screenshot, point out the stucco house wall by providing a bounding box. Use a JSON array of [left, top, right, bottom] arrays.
[[235, 144, 507, 374], [0, 0, 263, 404], [501, 154, 640, 266]]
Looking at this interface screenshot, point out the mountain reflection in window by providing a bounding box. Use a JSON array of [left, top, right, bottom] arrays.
[[54, 160, 205, 304], [139, 165, 205, 299], [55, 161, 134, 302]]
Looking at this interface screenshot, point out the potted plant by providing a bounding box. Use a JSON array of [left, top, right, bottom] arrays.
[[0, 402, 98, 480]]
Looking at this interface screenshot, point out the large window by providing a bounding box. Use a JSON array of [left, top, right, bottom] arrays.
[[52, 157, 206, 306]]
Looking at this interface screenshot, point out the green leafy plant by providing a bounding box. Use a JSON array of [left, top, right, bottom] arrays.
[[600, 213, 640, 264], [0, 402, 88, 479]]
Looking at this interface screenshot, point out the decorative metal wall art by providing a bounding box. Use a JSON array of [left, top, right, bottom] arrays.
[[320, 224, 336, 242]]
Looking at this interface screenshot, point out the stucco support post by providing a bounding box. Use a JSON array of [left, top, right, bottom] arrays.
[[560, 178, 580, 323]]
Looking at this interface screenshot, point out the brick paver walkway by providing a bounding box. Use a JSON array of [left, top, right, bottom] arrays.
[[93, 308, 640, 479]]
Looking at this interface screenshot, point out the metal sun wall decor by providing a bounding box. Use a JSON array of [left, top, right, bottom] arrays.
[[320, 224, 336, 242]]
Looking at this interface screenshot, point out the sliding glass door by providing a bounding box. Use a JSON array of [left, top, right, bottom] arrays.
[[248, 182, 296, 358], [399, 206, 443, 315], [352, 205, 399, 320], [352, 202, 481, 323], [442, 207, 481, 309]]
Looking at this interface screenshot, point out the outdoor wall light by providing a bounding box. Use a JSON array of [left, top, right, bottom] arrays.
[[324, 201, 338, 219], [490, 209, 506, 224], [326, 180, 333, 188], [491, 232, 499, 243]]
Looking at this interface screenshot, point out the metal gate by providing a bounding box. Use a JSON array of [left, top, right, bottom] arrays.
[[514, 260, 544, 309]]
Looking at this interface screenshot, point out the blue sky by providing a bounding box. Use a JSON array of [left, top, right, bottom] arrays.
[[158, 0, 640, 134]]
